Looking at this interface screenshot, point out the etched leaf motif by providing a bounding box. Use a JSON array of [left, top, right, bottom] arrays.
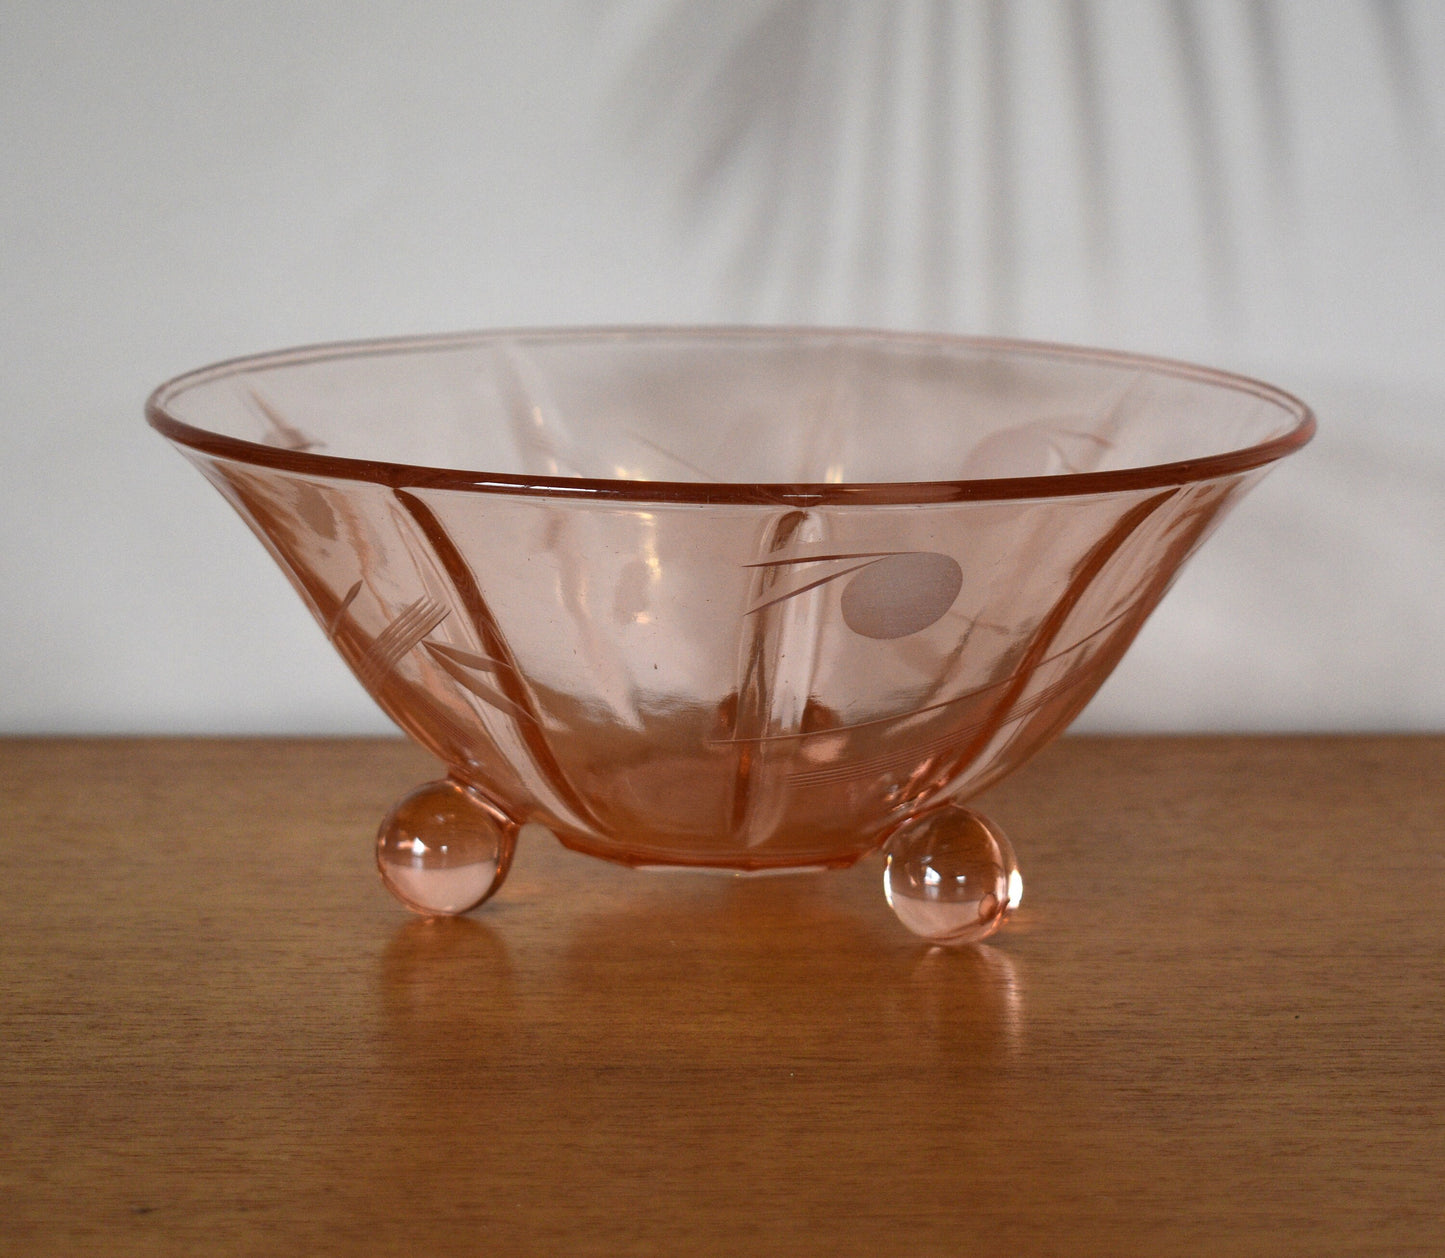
[[422, 640, 503, 673], [423, 642, 537, 725], [326, 579, 364, 639], [354, 596, 449, 695], [839, 552, 963, 639], [743, 557, 886, 618], [744, 549, 962, 639], [328, 582, 544, 727]]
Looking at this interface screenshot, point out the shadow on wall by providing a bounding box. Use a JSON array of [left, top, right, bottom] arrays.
[[610, 0, 1440, 335]]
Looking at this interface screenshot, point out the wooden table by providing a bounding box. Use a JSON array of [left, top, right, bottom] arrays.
[[1, 736, 1441, 1255]]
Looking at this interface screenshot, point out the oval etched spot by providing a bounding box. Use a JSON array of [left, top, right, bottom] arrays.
[[840, 552, 963, 640]]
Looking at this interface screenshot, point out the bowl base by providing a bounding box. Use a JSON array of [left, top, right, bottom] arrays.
[[632, 862, 833, 877], [374, 779, 1024, 944], [547, 825, 872, 875]]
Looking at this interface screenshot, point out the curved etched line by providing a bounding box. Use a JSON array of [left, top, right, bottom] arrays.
[[744, 550, 906, 568], [394, 489, 608, 832], [744, 558, 882, 617], [423, 640, 504, 674], [788, 670, 1083, 789], [710, 599, 1141, 747], [920, 488, 1180, 796], [969, 482, 1235, 788], [325, 579, 363, 638], [424, 643, 537, 725]]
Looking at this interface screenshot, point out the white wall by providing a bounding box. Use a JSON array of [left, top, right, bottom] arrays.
[[2, 0, 1442, 734]]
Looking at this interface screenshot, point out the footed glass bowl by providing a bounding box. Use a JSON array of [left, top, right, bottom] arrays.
[[148, 328, 1313, 943]]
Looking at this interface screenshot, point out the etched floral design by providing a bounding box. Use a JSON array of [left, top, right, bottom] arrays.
[[744, 549, 964, 639]]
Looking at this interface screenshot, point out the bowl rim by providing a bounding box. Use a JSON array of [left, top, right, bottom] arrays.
[[146, 325, 1316, 506]]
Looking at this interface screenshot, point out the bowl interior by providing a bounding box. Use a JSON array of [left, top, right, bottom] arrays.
[[151, 328, 1311, 495]]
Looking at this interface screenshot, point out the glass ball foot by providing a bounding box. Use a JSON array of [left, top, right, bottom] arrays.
[[377, 778, 518, 916], [883, 804, 1022, 945]]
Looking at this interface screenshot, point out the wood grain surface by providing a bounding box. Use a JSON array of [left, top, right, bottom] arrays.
[[1, 736, 1441, 1256]]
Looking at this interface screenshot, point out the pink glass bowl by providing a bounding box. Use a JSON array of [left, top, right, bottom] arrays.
[[148, 328, 1313, 943]]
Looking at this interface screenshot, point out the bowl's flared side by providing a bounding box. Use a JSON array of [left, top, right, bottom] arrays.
[[180, 446, 1262, 867]]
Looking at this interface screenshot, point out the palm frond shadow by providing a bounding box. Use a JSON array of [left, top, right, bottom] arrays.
[[610, 0, 1438, 331]]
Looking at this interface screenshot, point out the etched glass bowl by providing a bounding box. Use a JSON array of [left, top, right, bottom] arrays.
[[147, 328, 1313, 942]]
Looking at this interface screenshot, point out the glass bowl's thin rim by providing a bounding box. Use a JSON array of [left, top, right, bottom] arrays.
[[146, 326, 1316, 506]]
